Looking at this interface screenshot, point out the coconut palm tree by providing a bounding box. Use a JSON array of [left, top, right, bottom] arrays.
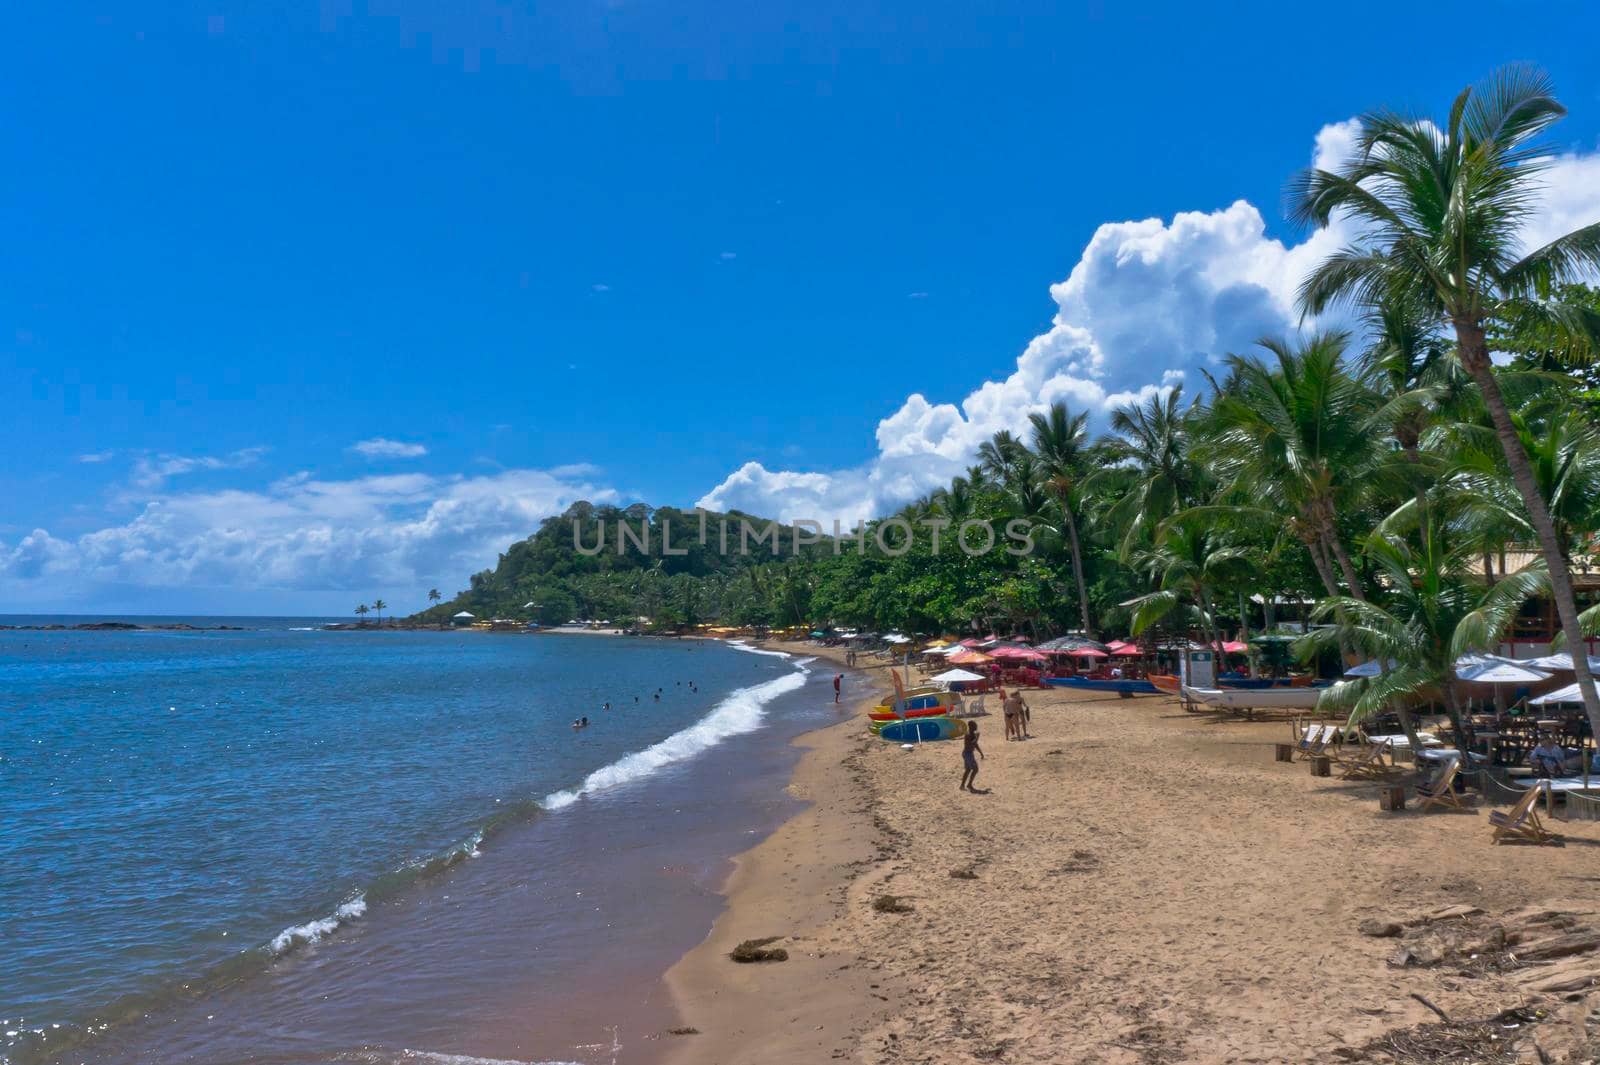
[[371, 598, 387, 626], [1300, 523, 1545, 749], [428, 588, 442, 606], [977, 430, 1028, 489], [1093, 387, 1204, 557], [1292, 63, 1600, 730], [355, 603, 369, 623], [1208, 333, 1379, 602], [1029, 401, 1094, 637], [1124, 513, 1253, 664]]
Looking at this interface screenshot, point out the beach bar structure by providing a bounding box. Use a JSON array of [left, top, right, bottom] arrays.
[[451, 611, 476, 627]]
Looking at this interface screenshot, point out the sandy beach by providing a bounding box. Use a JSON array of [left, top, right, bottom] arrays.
[[664, 641, 1600, 1064]]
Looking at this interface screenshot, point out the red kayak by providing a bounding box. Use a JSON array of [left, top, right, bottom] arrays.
[[868, 706, 949, 722]]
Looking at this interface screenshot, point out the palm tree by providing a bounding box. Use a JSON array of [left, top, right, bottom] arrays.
[[428, 588, 442, 606], [1292, 64, 1600, 730], [1125, 513, 1252, 664], [355, 603, 369, 623], [1207, 333, 1378, 601], [1301, 523, 1545, 749], [976, 430, 1027, 489], [372, 598, 387, 626], [1450, 397, 1600, 573], [1029, 401, 1095, 637], [1359, 296, 1459, 552], [1093, 388, 1203, 556]]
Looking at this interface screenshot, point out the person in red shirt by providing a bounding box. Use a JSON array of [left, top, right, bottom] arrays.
[[833, 673, 842, 703]]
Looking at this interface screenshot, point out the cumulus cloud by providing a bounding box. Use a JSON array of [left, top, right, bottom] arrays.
[[698, 121, 1600, 526], [0, 467, 614, 601], [349, 437, 429, 460]]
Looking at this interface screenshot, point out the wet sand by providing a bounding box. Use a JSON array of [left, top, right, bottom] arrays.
[[663, 642, 1600, 1064]]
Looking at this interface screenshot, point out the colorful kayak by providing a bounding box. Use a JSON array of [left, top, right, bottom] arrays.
[[877, 716, 968, 742], [868, 705, 950, 722], [874, 692, 959, 715]]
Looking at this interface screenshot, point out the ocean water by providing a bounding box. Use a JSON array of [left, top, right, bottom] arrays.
[[0, 621, 842, 1065]]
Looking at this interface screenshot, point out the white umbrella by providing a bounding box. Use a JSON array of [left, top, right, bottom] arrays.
[[1456, 660, 1550, 684], [932, 668, 987, 685], [1531, 683, 1584, 706], [1522, 652, 1600, 673]]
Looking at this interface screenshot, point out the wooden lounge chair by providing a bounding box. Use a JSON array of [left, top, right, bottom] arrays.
[[1291, 721, 1333, 761], [1489, 784, 1558, 845], [1333, 742, 1394, 780], [1416, 757, 1469, 811]]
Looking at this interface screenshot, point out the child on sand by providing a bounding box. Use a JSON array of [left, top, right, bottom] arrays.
[[960, 721, 984, 792]]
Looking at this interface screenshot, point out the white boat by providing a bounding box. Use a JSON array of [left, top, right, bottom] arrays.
[[1181, 684, 1325, 710]]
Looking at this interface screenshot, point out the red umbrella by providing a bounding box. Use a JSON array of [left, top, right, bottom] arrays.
[[1105, 640, 1141, 656], [1073, 648, 1108, 659], [1221, 641, 1249, 655]]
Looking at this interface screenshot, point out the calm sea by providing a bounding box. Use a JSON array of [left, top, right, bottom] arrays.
[[0, 619, 845, 1065]]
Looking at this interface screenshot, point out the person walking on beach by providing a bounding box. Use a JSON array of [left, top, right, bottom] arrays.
[[833, 674, 842, 703], [960, 721, 984, 791]]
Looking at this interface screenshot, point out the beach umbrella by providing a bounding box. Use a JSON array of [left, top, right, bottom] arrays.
[[932, 668, 986, 686], [1220, 641, 1249, 655], [1522, 652, 1600, 673], [947, 649, 993, 665], [1073, 648, 1108, 659], [1457, 659, 1550, 684], [1531, 683, 1584, 706], [1344, 658, 1400, 678]]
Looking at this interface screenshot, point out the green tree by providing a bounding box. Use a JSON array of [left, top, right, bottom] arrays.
[[1029, 401, 1095, 637], [355, 603, 369, 622], [1293, 64, 1600, 732], [371, 598, 387, 625]]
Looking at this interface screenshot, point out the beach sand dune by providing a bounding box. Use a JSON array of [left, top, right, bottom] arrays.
[[665, 643, 1600, 1064]]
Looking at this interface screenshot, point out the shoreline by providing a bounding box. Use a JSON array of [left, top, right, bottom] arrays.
[[655, 641, 1600, 1064], [659, 642, 898, 1064]]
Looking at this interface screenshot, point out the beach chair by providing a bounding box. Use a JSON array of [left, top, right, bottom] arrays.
[[1291, 721, 1331, 761], [1416, 757, 1469, 812], [1332, 742, 1394, 780], [1489, 784, 1558, 845]]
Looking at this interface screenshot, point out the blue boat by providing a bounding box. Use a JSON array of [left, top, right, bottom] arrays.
[[1043, 676, 1159, 695]]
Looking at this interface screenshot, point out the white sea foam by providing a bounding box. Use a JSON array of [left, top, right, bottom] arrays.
[[541, 669, 808, 811], [269, 894, 367, 955], [723, 639, 791, 659]]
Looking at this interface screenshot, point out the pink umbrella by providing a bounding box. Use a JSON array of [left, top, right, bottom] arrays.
[[1105, 640, 1141, 656], [1221, 641, 1249, 655], [1073, 648, 1109, 659]]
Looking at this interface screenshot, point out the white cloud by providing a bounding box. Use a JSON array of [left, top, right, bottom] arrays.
[[699, 120, 1600, 526], [131, 447, 268, 489], [349, 437, 429, 460], [0, 467, 614, 602], [77, 451, 114, 463]]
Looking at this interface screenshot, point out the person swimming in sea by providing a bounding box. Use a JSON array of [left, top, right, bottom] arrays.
[[571, 716, 589, 729]]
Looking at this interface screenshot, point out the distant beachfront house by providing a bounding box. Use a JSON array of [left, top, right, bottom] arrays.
[[452, 611, 476, 628]]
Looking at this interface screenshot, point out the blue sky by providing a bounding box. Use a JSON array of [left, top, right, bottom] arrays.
[[5, 2, 1600, 613]]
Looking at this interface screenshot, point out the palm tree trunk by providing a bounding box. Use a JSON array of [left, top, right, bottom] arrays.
[[1305, 534, 1357, 667], [1196, 588, 1229, 672], [1456, 318, 1600, 738], [1062, 505, 1094, 638], [1326, 525, 1368, 602]]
